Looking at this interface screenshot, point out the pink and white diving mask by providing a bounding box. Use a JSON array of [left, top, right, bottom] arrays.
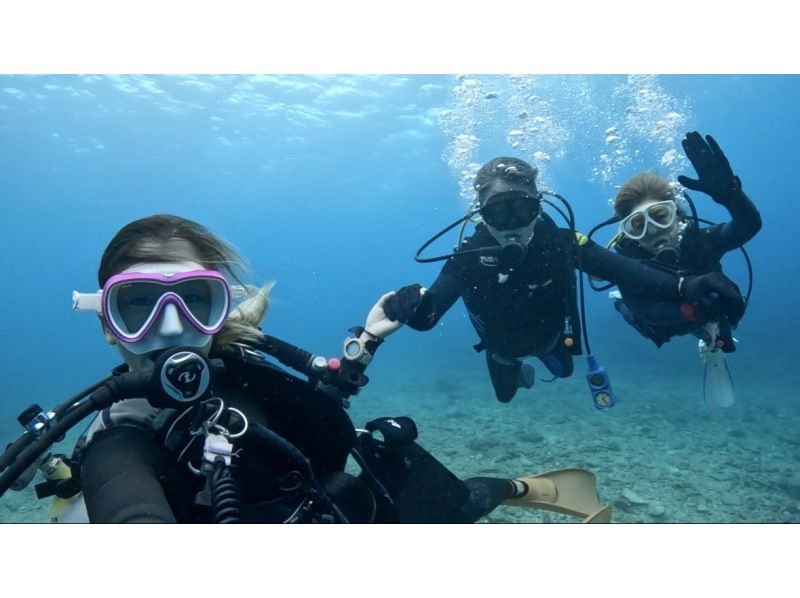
[[73, 266, 246, 354]]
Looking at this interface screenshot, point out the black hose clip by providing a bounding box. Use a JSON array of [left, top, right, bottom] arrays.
[[16, 404, 54, 437]]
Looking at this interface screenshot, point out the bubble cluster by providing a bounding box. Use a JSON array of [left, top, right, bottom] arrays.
[[440, 76, 500, 205], [592, 75, 691, 186], [439, 75, 694, 207]]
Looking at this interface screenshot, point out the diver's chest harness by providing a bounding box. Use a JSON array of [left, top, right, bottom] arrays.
[[0, 340, 386, 523]]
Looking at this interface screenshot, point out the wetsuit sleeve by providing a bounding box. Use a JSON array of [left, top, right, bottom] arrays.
[[619, 292, 689, 328], [704, 190, 762, 254], [81, 425, 178, 523], [406, 263, 463, 331], [576, 237, 680, 298]]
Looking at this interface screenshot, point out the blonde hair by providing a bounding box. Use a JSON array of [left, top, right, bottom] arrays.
[[614, 172, 676, 219], [99, 214, 271, 352]]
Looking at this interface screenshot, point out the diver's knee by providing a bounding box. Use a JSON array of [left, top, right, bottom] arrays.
[[494, 387, 516, 403]]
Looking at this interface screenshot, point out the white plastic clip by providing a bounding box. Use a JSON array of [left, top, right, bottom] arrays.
[[202, 433, 234, 468], [72, 291, 102, 312]]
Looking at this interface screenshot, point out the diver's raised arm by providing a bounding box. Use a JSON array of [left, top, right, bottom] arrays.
[[678, 131, 762, 249]]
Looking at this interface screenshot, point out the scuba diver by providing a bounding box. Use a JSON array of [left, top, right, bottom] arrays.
[[375, 156, 748, 404], [0, 214, 612, 523], [591, 131, 762, 407]]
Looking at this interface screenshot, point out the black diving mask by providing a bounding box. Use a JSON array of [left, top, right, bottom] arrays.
[[480, 191, 541, 230]]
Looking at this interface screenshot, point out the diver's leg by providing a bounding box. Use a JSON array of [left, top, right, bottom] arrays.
[[458, 477, 525, 522], [319, 471, 377, 523], [461, 477, 517, 521], [485, 352, 533, 403]]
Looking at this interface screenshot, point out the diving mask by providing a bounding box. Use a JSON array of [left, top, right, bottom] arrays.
[[480, 191, 541, 231], [73, 263, 251, 355], [619, 200, 678, 241]]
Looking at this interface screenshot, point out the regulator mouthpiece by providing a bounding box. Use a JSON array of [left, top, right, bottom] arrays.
[[151, 348, 213, 407]]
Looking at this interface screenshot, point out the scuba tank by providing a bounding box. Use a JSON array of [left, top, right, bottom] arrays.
[[39, 455, 84, 522]]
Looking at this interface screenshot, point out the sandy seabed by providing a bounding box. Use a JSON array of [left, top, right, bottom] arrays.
[[2, 356, 798, 524]]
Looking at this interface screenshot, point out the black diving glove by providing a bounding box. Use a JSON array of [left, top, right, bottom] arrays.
[[384, 284, 425, 323], [677, 131, 742, 206], [681, 272, 745, 325]]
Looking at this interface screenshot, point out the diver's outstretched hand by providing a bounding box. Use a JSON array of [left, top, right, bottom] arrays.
[[677, 131, 742, 205], [681, 272, 745, 325], [365, 289, 425, 339], [381, 283, 429, 327]]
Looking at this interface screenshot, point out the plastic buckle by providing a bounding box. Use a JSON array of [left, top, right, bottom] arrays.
[[202, 433, 234, 469]]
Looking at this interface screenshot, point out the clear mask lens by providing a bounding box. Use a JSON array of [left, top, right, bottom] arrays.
[[114, 279, 215, 334]]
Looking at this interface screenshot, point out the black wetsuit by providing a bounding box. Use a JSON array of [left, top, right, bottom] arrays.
[[78, 349, 515, 523], [612, 189, 761, 348], [405, 214, 688, 402]]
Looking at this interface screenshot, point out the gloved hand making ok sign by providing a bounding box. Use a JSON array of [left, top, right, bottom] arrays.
[[677, 131, 743, 206]]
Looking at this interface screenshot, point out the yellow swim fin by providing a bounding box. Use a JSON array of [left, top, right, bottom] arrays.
[[504, 468, 612, 523]]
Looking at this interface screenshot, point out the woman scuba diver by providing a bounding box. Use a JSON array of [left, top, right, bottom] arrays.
[[593, 131, 762, 407], [0, 214, 612, 523]]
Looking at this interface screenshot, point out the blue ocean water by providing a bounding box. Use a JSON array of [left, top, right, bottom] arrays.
[[0, 74, 798, 523]]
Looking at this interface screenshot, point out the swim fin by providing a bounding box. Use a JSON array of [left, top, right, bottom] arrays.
[[583, 504, 613, 523], [504, 468, 612, 523], [700, 340, 735, 408]]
